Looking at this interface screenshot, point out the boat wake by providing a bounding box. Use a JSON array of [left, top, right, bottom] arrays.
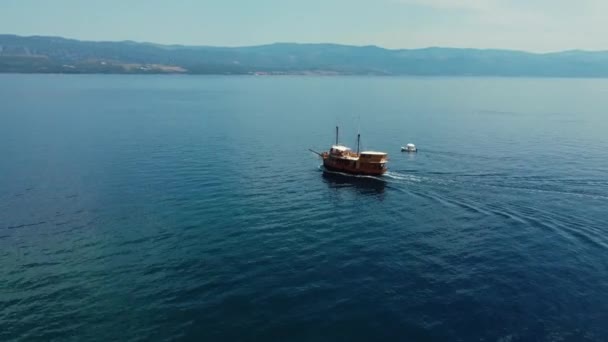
[[384, 171, 423, 183]]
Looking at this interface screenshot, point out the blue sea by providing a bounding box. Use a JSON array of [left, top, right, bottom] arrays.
[[1, 74, 607, 341]]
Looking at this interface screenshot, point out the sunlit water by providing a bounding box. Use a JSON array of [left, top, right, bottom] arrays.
[[1, 75, 607, 341]]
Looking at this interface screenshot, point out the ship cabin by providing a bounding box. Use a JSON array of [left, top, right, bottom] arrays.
[[359, 151, 388, 171], [329, 145, 356, 158]]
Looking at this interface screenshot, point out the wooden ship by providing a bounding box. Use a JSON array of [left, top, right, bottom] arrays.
[[311, 126, 388, 176]]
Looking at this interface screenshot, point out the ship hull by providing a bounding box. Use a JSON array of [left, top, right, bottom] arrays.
[[323, 159, 386, 176]]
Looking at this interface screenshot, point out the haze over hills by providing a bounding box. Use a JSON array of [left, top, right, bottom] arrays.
[[2, 34, 608, 77]]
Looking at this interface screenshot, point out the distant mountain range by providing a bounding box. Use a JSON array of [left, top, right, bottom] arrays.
[[2, 34, 608, 77]]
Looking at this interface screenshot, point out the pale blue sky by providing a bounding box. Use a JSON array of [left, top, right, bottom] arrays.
[[0, 0, 605, 52]]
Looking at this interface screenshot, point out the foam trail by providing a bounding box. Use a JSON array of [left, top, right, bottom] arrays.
[[384, 171, 422, 183]]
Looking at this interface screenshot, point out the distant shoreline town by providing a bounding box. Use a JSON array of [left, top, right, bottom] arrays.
[[2, 34, 608, 77]]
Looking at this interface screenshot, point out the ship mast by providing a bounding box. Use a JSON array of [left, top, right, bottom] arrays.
[[356, 115, 361, 155], [335, 126, 339, 145]]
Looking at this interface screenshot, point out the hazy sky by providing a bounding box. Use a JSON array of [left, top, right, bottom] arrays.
[[0, 0, 605, 52]]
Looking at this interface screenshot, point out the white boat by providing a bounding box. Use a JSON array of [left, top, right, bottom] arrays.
[[401, 143, 417, 152]]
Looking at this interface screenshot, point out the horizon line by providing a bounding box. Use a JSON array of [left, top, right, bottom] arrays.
[[2, 33, 607, 55]]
